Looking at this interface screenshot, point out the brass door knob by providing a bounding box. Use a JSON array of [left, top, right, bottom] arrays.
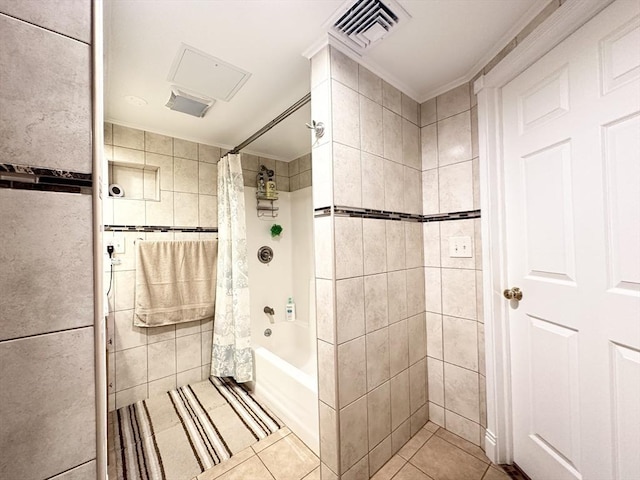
[[503, 287, 523, 301]]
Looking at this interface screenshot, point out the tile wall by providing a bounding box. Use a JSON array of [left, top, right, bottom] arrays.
[[0, 2, 97, 479], [105, 124, 312, 411], [311, 46, 427, 479], [420, 83, 486, 447], [104, 123, 221, 411], [418, 0, 565, 450], [240, 151, 312, 192]]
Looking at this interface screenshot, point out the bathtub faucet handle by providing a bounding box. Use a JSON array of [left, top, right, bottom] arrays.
[[264, 306, 274, 315]]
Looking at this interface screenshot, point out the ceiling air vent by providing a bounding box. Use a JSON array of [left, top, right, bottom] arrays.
[[330, 0, 411, 53]]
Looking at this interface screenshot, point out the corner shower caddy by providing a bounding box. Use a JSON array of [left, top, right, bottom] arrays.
[[256, 165, 279, 218]]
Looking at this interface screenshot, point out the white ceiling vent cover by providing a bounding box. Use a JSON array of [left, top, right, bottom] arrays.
[[167, 44, 251, 102], [329, 0, 411, 53]]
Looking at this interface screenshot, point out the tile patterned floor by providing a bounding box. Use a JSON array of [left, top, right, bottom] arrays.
[[109, 412, 514, 480]]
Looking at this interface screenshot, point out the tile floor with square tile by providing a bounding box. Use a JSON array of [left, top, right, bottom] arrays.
[[194, 423, 512, 480], [110, 410, 515, 480]]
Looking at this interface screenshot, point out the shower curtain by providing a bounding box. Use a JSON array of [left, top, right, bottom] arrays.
[[211, 153, 253, 382]]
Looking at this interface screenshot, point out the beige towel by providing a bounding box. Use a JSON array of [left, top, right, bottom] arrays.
[[134, 240, 217, 327]]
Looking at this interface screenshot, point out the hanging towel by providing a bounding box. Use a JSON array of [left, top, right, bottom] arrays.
[[134, 240, 217, 327]]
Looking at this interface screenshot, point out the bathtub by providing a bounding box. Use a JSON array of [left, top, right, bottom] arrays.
[[252, 320, 319, 455]]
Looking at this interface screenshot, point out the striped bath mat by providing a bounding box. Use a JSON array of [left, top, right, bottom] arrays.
[[113, 377, 282, 480]]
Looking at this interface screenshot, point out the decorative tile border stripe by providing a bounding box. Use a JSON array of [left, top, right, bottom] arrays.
[[314, 206, 481, 223], [0, 163, 92, 194], [105, 225, 218, 233]]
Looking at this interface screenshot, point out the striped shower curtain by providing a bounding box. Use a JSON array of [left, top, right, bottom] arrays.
[[210, 153, 253, 382]]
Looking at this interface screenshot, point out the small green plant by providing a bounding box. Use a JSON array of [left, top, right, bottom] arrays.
[[270, 224, 283, 238]]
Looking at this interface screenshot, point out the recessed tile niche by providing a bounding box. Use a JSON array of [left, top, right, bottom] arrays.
[[108, 161, 160, 201]]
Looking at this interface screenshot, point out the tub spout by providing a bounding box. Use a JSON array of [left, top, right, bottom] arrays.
[[264, 306, 275, 324]]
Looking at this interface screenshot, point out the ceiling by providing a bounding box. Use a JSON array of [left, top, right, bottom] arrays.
[[104, 0, 547, 160]]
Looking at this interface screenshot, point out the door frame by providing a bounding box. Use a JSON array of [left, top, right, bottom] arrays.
[[474, 0, 615, 464]]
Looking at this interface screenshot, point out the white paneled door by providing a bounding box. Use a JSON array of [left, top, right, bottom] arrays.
[[501, 1, 640, 479]]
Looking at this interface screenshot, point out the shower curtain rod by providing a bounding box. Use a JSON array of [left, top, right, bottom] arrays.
[[229, 92, 311, 154]]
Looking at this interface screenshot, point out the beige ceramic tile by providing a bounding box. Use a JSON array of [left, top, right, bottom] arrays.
[[333, 142, 362, 208], [317, 341, 336, 407], [482, 466, 510, 480], [363, 219, 387, 275], [367, 382, 392, 447], [388, 320, 409, 377], [361, 95, 384, 156], [315, 279, 335, 344], [437, 111, 472, 168], [147, 339, 177, 381], [439, 160, 473, 213], [383, 108, 403, 164], [371, 454, 406, 480], [401, 93, 419, 125], [384, 159, 404, 212], [395, 462, 435, 480], [197, 447, 255, 479], [421, 123, 438, 171], [427, 357, 444, 407], [0, 190, 93, 341], [444, 409, 481, 446], [408, 313, 427, 365], [369, 435, 393, 477], [435, 428, 489, 464], [424, 267, 442, 314], [364, 273, 389, 333], [386, 220, 406, 272], [174, 138, 198, 160], [366, 327, 390, 390], [382, 81, 402, 115], [429, 403, 445, 427], [145, 131, 173, 155], [115, 345, 147, 391], [398, 427, 435, 461], [339, 396, 369, 472], [176, 333, 202, 372], [319, 402, 339, 473], [330, 47, 358, 90], [441, 268, 476, 320], [0, 15, 92, 172], [311, 46, 329, 89], [334, 216, 363, 279], [216, 455, 275, 480], [114, 310, 147, 351], [437, 84, 470, 121], [199, 144, 221, 163], [332, 80, 360, 149], [387, 270, 408, 323], [404, 166, 423, 215], [410, 436, 488, 480], [420, 98, 437, 127], [337, 336, 367, 407], [359, 65, 382, 103], [302, 466, 321, 480], [422, 169, 439, 215], [174, 192, 199, 227], [0, 328, 95, 479], [402, 119, 421, 170], [336, 277, 365, 344], [362, 152, 386, 211], [258, 434, 319, 480], [426, 313, 443, 360], [409, 359, 427, 414], [443, 316, 478, 371], [342, 455, 369, 480], [406, 268, 425, 317], [405, 222, 424, 270], [313, 217, 333, 280], [390, 370, 410, 430], [444, 363, 480, 422], [392, 419, 411, 454]]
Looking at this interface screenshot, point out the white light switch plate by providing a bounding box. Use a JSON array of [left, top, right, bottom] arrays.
[[449, 236, 473, 258]]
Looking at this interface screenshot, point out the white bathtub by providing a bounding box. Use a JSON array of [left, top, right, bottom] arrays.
[[252, 322, 319, 455]]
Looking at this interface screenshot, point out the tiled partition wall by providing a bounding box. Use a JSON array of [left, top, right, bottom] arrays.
[[104, 123, 221, 411], [0, 3, 97, 479], [311, 46, 427, 479], [420, 84, 486, 447], [418, 0, 566, 449]]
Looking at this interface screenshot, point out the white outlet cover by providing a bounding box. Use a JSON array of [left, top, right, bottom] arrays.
[[449, 236, 473, 258]]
